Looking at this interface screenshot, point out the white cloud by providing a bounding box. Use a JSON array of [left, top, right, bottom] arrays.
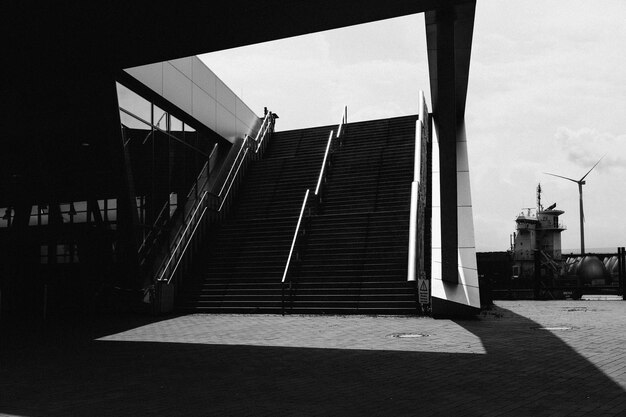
[[197, 1, 626, 252], [554, 127, 626, 171]]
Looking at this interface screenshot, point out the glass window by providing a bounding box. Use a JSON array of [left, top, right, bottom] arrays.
[[116, 82, 152, 129], [39, 205, 49, 226], [170, 114, 183, 132], [107, 198, 118, 222], [28, 206, 38, 226], [153, 105, 168, 130], [62, 201, 87, 223], [0, 208, 9, 228], [170, 193, 178, 216], [57, 244, 70, 264]]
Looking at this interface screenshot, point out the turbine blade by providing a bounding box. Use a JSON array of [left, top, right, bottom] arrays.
[[580, 154, 606, 181], [544, 172, 578, 183]]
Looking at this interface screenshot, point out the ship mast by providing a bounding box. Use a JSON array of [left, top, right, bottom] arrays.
[[537, 183, 542, 211]]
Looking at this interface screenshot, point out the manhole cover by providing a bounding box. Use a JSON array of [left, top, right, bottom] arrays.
[[532, 326, 573, 331], [388, 333, 429, 338]]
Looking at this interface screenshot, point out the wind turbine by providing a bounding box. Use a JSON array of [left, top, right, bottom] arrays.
[[544, 155, 605, 256]]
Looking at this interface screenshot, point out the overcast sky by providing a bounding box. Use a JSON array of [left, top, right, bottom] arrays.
[[199, 0, 626, 253]]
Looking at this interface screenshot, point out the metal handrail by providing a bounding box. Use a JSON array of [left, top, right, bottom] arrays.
[[255, 112, 272, 153], [160, 144, 218, 259], [314, 105, 348, 200], [155, 110, 273, 288], [282, 189, 310, 284], [157, 190, 209, 283], [218, 138, 249, 197], [138, 199, 171, 258], [142, 143, 217, 269], [282, 189, 311, 315], [336, 106, 347, 140], [187, 162, 209, 200], [315, 130, 334, 197], [163, 205, 209, 285], [187, 143, 218, 200], [280, 107, 347, 314], [218, 144, 250, 212]]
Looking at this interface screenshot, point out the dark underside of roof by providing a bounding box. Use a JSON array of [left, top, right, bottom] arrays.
[[3, 0, 474, 205]]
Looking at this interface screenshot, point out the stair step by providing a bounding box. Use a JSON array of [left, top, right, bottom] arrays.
[[177, 115, 420, 315]]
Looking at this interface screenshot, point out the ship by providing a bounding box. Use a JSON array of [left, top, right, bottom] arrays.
[[511, 184, 566, 281], [510, 184, 622, 298]]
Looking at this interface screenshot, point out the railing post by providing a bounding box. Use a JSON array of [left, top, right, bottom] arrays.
[[617, 246, 626, 300], [282, 283, 285, 316]]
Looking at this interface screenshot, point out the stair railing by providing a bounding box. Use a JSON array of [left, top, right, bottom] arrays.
[[314, 106, 347, 206], [281, 188, 311, 315], [281, 107, 347, 314], [154, 139, 247, 287], [217, 137, 252, 212], [153, 111, 275, 304], [141, 143, 218, 269], [157, 190, 212, 284], [138, 199, 171, 265], [154, 156, 217, 286], [254, 112, 273, 156]]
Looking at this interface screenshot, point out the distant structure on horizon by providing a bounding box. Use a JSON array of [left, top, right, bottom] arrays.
[[511, 184, 566, 279]]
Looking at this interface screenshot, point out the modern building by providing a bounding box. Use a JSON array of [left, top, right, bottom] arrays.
[[2, 1, 481, 318]]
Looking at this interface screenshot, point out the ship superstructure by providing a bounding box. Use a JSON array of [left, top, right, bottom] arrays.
[[512, 184, 566, 279]]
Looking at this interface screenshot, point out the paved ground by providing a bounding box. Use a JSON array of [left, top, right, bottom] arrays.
[[2, 300, 626, 416]]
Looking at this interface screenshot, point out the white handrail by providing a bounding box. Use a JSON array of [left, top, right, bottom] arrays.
[[218, 138, 248, 197], [164, 206, 209, 285], [155, 109, 273, 287], [408, 90, 428, 282], [282, 189, 310, 283], [157, 191, 208, 282], [336, 106, 347, 138], [218, 146, 250, 212], [255, 113, 272, 153], [315, 131, 334, 196], [186, 161, 209, 200]]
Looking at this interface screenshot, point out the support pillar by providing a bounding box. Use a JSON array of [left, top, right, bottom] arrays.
[[434, 8, 458, 285], [426, 1, 480, 318]]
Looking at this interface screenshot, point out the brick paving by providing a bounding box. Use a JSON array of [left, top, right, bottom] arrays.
[[1, 300, 626, 416]]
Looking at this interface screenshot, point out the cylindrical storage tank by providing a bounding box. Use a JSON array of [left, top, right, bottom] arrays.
[[607, 256, 619, 275], [577, 256, 607, 284]]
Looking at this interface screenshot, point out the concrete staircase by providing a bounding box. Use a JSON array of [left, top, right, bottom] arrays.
[[178, 116, 418, 314]]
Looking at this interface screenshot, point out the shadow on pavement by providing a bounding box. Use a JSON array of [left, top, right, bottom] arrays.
[[1, 306, 624, 416]]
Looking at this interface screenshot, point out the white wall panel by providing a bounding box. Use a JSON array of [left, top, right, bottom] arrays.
[[125, 56, 260, 143], [170, 57, 193, 78], [459, 247, 478, 273], [216, 78, 237, 115], [126, 62, 163, 95], [431, 279, 480, 307], [457, 206, 476, 248], [163, 62, 193, 115], [236, 101, 259, 133], [192, 86, 217, 129], [216, 104, 237, 141], [192, 58, 216, 97], [431, 122, 481, 313]]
